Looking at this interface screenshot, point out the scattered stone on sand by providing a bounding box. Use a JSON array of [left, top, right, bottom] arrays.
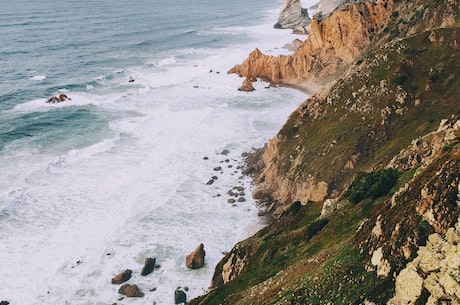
[[237, 197, 246, 202], [221, 149, 230, 155], [213, 166, 222, 171], [206, 179, 214, 185], [228, 198, 236, 204]]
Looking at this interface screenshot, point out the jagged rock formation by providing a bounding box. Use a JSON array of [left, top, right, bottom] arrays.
[[274, 0, 311, 32], [229, 0, 395, 87], [229, 0, 460, 88]]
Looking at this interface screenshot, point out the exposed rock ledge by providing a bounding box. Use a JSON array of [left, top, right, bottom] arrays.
[[228, 0, 394, 87], [388, 221, 460, 305]]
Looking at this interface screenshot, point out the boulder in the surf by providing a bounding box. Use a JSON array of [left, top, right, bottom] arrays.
[[141, 257, 156, 276], [111, 269, 132, 284], [185, 243, 206, 269], [118, 284, 144, 297], [174, 288, 187, 304]]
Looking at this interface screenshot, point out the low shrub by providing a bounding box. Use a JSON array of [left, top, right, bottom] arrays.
[[345, 168, 400, 204]]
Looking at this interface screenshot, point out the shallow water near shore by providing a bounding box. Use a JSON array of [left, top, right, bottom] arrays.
[[0, 0, 309, 304]]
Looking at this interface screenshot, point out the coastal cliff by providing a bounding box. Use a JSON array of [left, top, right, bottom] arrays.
[[191, 0, 460, 304], [229, 0, 395, 86]]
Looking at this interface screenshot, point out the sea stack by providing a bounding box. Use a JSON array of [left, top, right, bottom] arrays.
[[274, 0, 311, 31]]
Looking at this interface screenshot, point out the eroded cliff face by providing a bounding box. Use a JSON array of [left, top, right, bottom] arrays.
[[229, 0, 395, 86], [229, 0, 460, 88], [189, 1, 460, 304], [251, 25, 460, 215]]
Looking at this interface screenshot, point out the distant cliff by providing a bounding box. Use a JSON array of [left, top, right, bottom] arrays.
[[229, 0, 394, 87], [191, 0, 460, 304], [274, 0, 311, 34]]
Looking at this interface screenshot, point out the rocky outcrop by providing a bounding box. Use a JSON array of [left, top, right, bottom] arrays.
[[111, 269, 132, 284], [186, 243, 206, 269], [274, 0, 311, 31], [388, 222, 460, 305], [211, 241, 253, 288], [229, 0, 394, 87], [357, 113, 460, 279], [118, 284, 144, 297]]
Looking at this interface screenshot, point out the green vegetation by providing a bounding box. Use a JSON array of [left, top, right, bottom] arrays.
[[344, 168, 400, 204], [191, 2, 460, 303]]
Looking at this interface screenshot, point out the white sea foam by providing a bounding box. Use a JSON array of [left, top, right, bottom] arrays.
[[0, 2, 309, 304], [29, 75, 46, 81]]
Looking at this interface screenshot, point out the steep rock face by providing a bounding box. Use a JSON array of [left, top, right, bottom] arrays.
[[274, 0, 311, 30], [356, 113, 460, 278], [210, 241, 256, 288], [229, 0, 394, 86], [251, 26, 460, 212]]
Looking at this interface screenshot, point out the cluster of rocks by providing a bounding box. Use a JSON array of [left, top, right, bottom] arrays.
[[204, 150, 252, 207], [111, 257, 158, 298], [226, 186, 246, 204], [388, 222, 460, 304], [110, 244, 206, 303], [46, 93, 71, 104]]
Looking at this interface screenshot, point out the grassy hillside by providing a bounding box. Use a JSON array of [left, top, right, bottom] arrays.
[[190, 1, 460, 304]]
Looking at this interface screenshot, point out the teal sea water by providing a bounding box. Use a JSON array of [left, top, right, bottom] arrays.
[[0, 0, 309, 304]]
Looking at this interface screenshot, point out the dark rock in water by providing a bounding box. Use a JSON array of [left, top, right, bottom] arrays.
[[237, 197, 246, 202], [221, 149, 230, 155], [118, 284, 144, 297], [111, 269, 132, 284], [211, 176, 218, 180], [203, 156, 209, 160], [46, 93, 71, 104], [206, 179, 214, 185], [228, 198, 236, 204], [213, 166, 222, 171], [0, 301, 10, 305], [141, 257, 156, 276], [186, 243, 206, 269], [174, 289, 187, 304]]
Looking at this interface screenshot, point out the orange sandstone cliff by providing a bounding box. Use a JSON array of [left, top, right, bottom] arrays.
[[228, 0, 394, 87]]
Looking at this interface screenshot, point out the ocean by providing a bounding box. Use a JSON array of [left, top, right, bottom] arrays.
[[0, 0, 310, 304]]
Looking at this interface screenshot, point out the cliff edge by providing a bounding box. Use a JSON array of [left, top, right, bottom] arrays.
[[191, 0, 460, 304]]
